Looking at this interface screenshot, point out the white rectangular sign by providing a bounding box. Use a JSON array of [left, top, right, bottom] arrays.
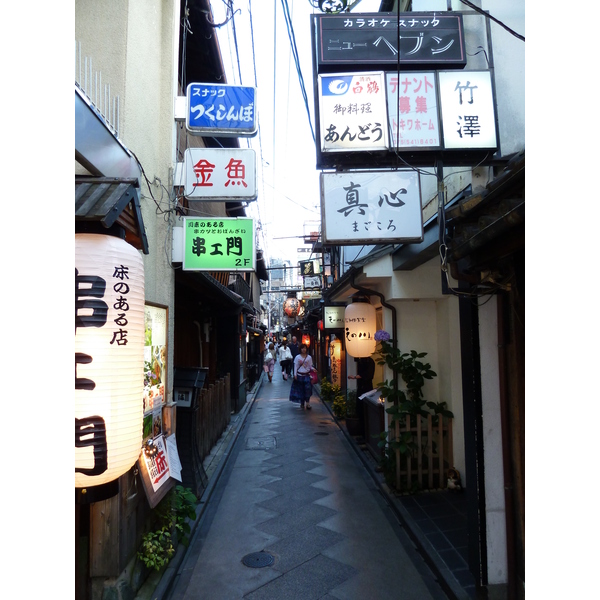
[[438, 70, 497, 150], [321, 170, 423, 245], [184, 148, 257, 200], [385, 72, 440, 149], [323, 306, 345, 329], [318, 72, 389, 152]]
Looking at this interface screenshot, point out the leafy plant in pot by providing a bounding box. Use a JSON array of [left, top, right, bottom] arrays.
[[374, 330, 454, 492], [344, 389, 362, 437]]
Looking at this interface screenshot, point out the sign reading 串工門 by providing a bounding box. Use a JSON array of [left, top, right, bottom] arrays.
[[183, 217, 255, 272], [186, 83, 257, 137]]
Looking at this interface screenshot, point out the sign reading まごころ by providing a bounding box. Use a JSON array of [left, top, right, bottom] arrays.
[[183, 217, 255, 271]]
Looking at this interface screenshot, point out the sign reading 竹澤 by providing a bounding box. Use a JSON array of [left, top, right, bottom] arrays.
[[315, 12, 466, 69], [438, 70, 497, 150], [385, 72, 440, 149], [182, 217, 255, 272], [186, 83, 257, 137], [321, 170, 423, 245], [183, 148, 257, 201], [318, 72, 389, 152]]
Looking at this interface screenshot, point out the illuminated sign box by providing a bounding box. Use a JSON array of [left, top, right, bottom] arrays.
[[320, 170, 423, 245], [438, 70, 497, 150], [318, 72, 389, 153], [182, 217, 255, 272], [183, 148, 257, 201], [186, 83, 257, 137], [323, 306, 345, 329], [314, 12, 466, 70]]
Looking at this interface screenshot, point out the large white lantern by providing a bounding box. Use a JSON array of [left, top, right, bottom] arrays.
[[344, 300, 376, 357], [75, 234, 145, 488]]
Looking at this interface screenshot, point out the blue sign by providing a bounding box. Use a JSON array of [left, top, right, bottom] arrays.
[[186, 83, 258, 137]]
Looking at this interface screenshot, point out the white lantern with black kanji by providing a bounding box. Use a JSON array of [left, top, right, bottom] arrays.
[[344, 300, 376, 357], [75, 234, 145, 488]]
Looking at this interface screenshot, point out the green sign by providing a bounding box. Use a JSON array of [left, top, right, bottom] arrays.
[[183, 217, 255, 271]]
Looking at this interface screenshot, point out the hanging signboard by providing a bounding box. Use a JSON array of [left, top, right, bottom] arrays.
[[182, 217, 255, 272], [318, 72, 389, 152], [438, 70, 498, 150], [323, 305, 345, 329], [186, 83, 258, 137], [303, 274, 322, 289], [385, 72, 441, 149], [320, 170, 423, 245], [183, 148, 257, 201], [314, 12, 466, 70]]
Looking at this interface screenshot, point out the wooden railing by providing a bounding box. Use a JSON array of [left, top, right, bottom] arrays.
[[392, 414, 453, 492], [195, 374, 231, 460]]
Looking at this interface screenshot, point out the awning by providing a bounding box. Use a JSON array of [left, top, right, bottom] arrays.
[[75, 177, 149, 254]]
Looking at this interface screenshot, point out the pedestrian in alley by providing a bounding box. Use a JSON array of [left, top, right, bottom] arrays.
[[289, 335, 299, 361], [278, 338, 293, 380], [263, 342, 275, 383], [348, 356, 375, 438], [289, 343, 313, 409]]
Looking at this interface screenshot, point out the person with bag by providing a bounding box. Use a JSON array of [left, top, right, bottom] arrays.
[[278, 338, 293, 380], [289, 343, 314, 409], [263, 342, 275, 383]]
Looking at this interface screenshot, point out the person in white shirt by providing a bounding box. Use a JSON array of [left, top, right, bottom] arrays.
[[289, 344, 313, 409], [278, 338, 293, 380]]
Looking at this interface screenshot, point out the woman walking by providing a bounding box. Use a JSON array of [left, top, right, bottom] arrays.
[[289, 343, 313, 409], [263, 342, 275, 383]]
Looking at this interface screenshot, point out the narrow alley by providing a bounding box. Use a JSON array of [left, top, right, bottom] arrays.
[[164, 363, 451, 600]]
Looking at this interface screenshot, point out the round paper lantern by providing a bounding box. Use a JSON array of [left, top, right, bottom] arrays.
[[75, 234, 145, 488], [344, 301, 376, 357], [283, 297, 300, 318], [302, 333, 311, 346]]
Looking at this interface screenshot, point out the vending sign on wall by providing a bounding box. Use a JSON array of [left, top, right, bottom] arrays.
[[182, 217, 255, 272]]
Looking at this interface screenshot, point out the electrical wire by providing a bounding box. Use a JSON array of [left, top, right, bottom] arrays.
[[458, 0, 524, 42]]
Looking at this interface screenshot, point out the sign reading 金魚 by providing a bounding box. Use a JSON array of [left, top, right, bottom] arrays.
[[186, 83, 257, 137], [318, 72, 389, 152], [183, 148, 257, 201], [321, 170, 423, 245], [182, 217, 255, 272]]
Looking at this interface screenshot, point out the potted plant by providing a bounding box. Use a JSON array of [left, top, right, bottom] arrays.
[[374, 330, 454, 492], [344, 389, 362, 437]]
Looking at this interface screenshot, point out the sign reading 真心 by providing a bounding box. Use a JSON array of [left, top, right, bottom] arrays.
[[182, 217, 255, 272], [186, 83, 257, 137], [320, 170, 423, 245]]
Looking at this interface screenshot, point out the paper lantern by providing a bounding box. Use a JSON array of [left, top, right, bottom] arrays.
[[302, 333, 311, 346], [344, 301, 376, 357], [283, 297, 299, 318], [75, 234, 145, 488]]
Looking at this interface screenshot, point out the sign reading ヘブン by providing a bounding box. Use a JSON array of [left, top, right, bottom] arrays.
[[186, 83, 257, 137], [183, 217, 255, 272]]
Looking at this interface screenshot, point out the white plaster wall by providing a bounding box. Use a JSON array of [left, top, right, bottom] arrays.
[[479, 296, 508, 585], [76, 0, 179, 401]]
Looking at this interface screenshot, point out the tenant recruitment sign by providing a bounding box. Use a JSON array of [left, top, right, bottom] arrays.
[[182, 217, 256, 272]]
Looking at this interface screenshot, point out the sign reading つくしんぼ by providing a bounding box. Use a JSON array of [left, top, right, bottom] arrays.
[[182, 217, 255, 272]]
